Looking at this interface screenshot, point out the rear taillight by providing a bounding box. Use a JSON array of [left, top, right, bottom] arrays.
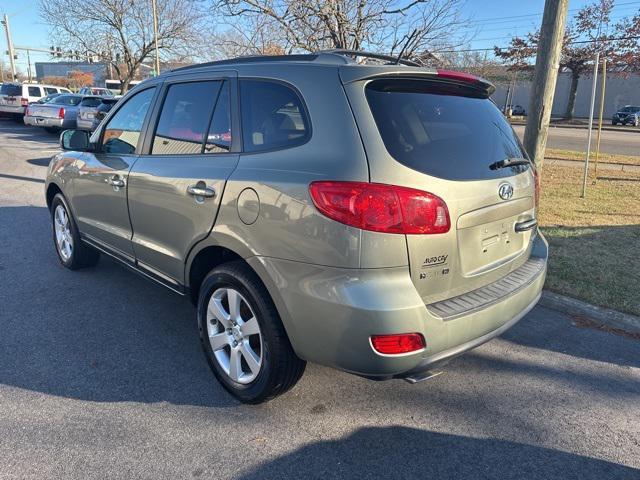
[[371, 333, 426, 355], [58, 107, 65, 119], [309, 181, 450, 235], [20, 98, 28, 107], [436, 69, 479, 84]]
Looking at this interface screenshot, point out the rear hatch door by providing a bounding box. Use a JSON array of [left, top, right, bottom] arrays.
[[78, 96, 102, 120], [343, 71, 537, 304], [0, 84, 22, 107]]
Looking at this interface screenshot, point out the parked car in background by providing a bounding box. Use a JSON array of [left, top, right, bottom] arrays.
[[611, 105, 640, 126], [0, 83, 71, 119], [83, 97, 120, 131], [46, 53, 547, 404], [76, 96, 106, 131], [24, 94, 87, 133], [78, 87, 114, 97]]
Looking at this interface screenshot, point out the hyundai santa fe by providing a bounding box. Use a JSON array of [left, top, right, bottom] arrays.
[[45, 52, 547, 403]]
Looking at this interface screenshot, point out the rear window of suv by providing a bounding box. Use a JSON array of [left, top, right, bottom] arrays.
[[0, 84, 21, 96], [365, 79, 529, 180], [80, 97, 102, 107]]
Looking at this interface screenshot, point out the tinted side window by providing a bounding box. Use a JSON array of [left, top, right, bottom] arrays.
[[205, 81, 231, 153], [240, 80, 309, 152], [102, 88, 156, 155], [152, 81, 221, 155], [28, 86, 42, 97], [44, 87, 58, 94]]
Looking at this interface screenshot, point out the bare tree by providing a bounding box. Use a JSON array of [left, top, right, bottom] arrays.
[[495, 0, 616, 119], [40, 0, 204, 92], [211, 0, 469, 61], [613, 9, 640, 71]]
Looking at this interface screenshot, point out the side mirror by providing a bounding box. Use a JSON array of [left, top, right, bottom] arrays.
[[60, 129, 92, 152]]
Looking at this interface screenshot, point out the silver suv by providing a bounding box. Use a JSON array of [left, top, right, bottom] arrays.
[[45, 52, 547, 403]]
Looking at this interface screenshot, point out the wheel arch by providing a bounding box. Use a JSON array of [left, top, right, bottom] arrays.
[[46, 182, 63, 210], [185, 237, 302, 358]]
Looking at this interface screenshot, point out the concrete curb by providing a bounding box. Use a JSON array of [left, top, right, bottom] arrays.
[[510, 121, 639, 133], [540, 290, 640, 336], [544, 157, 640, 172]]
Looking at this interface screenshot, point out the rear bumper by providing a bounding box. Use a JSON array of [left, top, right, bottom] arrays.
[[76, 118, 94, 131], [248, 231, 548, 378], [0, 105, 24, 116], [23, 116, 65, 128]]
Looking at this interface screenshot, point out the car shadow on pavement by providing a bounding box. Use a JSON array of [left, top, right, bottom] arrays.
[[0, 205, 238, 408], [501, 307, 640, 370], [26, 157, 53, 167], [237, 426, 639, 480]]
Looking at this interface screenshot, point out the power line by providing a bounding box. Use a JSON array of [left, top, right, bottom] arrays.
[[463, 0, 640, 26], [437, 35, 640, 53]]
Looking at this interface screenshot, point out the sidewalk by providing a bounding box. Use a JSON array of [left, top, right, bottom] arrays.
[[545, 157, 640, 172], [510, 117, 639, 133]]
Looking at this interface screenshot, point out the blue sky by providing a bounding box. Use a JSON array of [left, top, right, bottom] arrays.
[[2, 0, 639, 74]]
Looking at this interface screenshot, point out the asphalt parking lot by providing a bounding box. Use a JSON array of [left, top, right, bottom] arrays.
[[0, 119, 639, 479]]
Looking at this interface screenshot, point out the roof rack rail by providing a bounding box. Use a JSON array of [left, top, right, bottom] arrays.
[[170, 54, 327, 73], [317, 49, 421, 67]]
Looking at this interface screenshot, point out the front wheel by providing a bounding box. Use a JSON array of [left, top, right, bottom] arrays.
[[51, 193, 99, 269], [198, 261, 305, 403]]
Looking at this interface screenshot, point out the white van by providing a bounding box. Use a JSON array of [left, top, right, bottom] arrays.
[[0, 83, 72, 119]]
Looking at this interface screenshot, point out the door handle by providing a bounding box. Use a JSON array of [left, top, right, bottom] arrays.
[[515, 218, 537, 233], [107, 175, 125, 188], [187, 184, 216, 198]]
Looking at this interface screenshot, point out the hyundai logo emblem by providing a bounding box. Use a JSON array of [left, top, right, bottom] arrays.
[[498, 183, 514, 200]]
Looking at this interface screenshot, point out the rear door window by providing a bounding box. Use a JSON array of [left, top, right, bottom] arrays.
[[28, 86, 42, 97], [44, 87, 58, 94], [365, 79, 529, 180], [239, 80, 309, 152], [151, 80, 222, 155]]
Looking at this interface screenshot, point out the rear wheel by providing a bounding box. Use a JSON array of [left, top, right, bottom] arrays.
[[51, 193, 99, 269], [44, 127, 59, 134], [197, 261, 305, 403]]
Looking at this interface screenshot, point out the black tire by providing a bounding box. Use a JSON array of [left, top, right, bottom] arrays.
[[44, 127, 59, 134], [51, 193, 100, 270], [612, 121, 617, 126], [197, 261, 306, 404]]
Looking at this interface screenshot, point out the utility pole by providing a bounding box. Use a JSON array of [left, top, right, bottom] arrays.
[[151, 0, 161, 76], [26, 49, 32, 82], [2, 14, 17, 81], [523, 0, 570, 168]]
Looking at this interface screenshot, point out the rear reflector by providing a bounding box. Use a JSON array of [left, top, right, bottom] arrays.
[[309, 181, 450, 235], [436, 69, 479, 84], [371, 333, 426, 355]]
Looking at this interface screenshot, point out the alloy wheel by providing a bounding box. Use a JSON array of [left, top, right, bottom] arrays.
[[54, 204, 73, 261], [206, 287, 263, 384]]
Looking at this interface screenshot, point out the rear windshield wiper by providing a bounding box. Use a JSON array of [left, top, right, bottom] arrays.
[[489, 157, 531, 170]]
